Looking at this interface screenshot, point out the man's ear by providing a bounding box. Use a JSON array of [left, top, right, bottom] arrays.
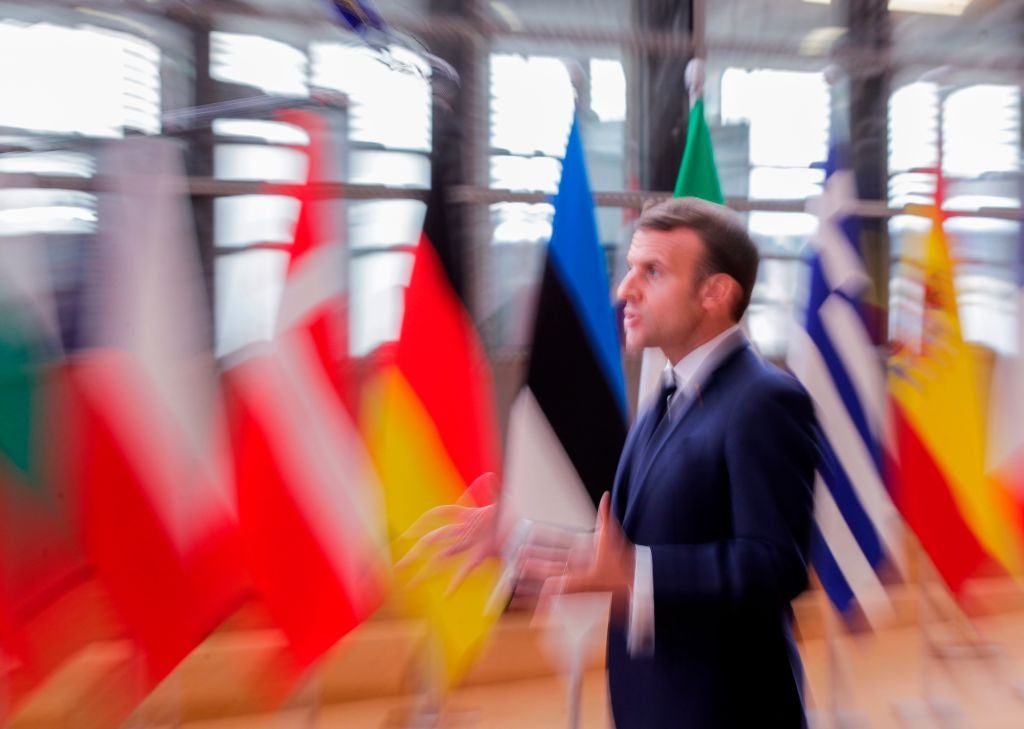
[[701, 273, 738, 314]]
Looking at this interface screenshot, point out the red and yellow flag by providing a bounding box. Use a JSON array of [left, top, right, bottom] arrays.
[[889, 179, 1024, 591], [362, 107, 502, 686], [225, 109, 388, 681]]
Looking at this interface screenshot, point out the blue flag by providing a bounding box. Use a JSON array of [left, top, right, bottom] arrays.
[[502, 116, 627, 528], [324, 0, 387, 35]]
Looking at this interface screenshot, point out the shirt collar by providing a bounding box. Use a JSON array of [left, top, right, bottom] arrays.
[[664, 324, 744, 391]]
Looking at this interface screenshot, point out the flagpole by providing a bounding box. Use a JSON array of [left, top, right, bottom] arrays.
[[538, 591, 609, 729], [124, 645, 149, 729], [820, 589, 868, 729], [400, 642, 439, 728], [394, 639, 484, 729], [1, 647, 9, 727], [297, 668, 321, 729], [567, 648, 584, 729], [824, 597, 841, 722], [890, 542, 963, 726], [163, 667, 183, 729]]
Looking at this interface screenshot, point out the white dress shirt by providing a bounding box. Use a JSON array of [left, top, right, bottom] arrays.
[[628, 324, 744, 655]]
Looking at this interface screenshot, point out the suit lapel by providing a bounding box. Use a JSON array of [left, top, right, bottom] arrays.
[[612, 404, 659, 521], [624, 387, 702, 528], [623, 337, 752, 529]]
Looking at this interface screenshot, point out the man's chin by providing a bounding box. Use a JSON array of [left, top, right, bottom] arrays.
[[623, 336, 648, 353]]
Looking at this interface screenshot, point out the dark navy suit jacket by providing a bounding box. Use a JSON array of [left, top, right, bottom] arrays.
[[608, 342, 819, 729]]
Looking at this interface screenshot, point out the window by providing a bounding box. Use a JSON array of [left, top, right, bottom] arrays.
[[888, 79, 1021, 352], [211, 36, 432, 357], [486, 51, 627, 348], [720, 67, 831, 357], [312, 40, 431, 356]]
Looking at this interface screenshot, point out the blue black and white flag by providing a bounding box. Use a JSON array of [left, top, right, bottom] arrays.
[[502, 116, 628, 531]]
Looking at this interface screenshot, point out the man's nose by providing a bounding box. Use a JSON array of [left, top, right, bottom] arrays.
[[616, 270, 636, 302]]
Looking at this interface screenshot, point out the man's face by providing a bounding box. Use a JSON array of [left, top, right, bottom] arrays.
[[617, 226, 708, 362]]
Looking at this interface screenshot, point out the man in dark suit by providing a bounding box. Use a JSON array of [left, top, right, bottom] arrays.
[[548, 196, 819, 728], [407, 197, 819, 727]]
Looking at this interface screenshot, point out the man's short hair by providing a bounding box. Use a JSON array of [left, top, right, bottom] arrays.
[[637, 197, 759, 321]]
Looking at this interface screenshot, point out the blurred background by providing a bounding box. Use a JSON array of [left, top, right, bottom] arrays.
[[3, 0, 1020, 396], [1, 0, 1023, 727]]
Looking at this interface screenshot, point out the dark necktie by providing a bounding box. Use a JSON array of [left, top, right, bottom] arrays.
[[651, 374, 678, 436]]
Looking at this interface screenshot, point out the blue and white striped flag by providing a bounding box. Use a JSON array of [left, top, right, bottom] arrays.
[[787, 144, 904, 626]]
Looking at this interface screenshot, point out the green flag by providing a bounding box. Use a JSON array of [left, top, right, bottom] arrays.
[[673, 97, 724, 203], [0, 311, 52, 493]]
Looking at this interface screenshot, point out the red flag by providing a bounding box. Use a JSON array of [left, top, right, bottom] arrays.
[[69, 137, 247, 685], [225, 109, 387, 677], [0, 237, 118, 716], [362, 97, 503, 686], [887, 174, 1012, 591]]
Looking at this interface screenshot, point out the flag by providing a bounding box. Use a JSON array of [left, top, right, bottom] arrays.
[[787, 145, 903, 625], [361, 99, 502, 686], [67, 138, 247, 684], [0, 237, 66, 659], [502, 116, 628, 530], [224, 109, 387, 674], [638, 97, 724, 406], [985, 222, 1024, 546], [673, 98, 724, 203], [0, 236, 113, 713], [323, 0, 387, 35], [888, 174, 1023, 592]]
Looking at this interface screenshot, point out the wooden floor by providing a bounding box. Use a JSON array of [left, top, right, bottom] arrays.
[[801, 612, 1024, 729], [172, 613, 1024, 729], [10, 591, 1024, 728]]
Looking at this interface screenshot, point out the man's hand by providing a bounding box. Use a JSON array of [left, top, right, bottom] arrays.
[[396, 473, 501, 593], [508, 540, 586, 611], [540, 492, 635, 620]]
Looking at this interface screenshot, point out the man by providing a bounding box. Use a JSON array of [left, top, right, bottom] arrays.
[[408, 197, 819, 727], [552, 196, 820, 727]]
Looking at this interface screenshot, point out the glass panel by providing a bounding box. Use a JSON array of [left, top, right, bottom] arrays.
[[944, 85, 1020, 179], [490, 155, 562, 193], [215, 195, 300, 248], [350, 250, 414, 356], [749, 212, 818, 258], [590, 58, 626, 123], [0, 21, 160, 137], [214, 144, 307, 183], [210, 31, 308, 98], [888, 82, 938, 177], [349, 149, 430, 187], [717, 66, 829, 356], [311, 42, 430, 151], [749, 258, 803, 359], [490, 53, 574, 157], [213, 118, 311, 145], [214, 248, 289, 357], [349, 200, 425, 250], [888, 216, 1019, 353], [0, 188, 97, 236]]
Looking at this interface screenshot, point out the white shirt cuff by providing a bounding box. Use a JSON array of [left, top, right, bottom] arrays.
[[627, 545, 655, 656]]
